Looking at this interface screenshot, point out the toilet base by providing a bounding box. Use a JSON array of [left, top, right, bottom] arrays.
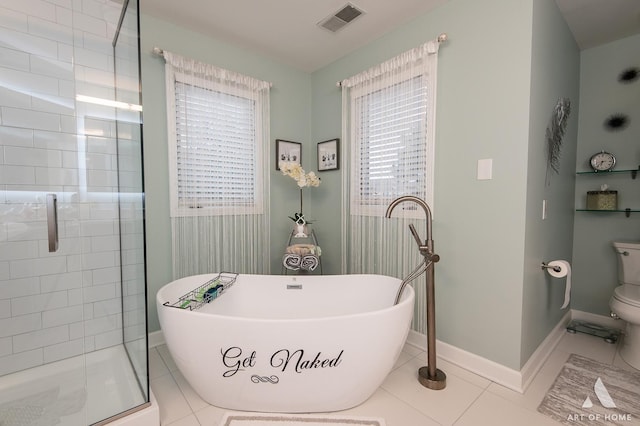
[[620, 323, 640, 370]]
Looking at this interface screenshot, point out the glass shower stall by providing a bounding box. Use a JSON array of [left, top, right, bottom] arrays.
[[0, 0, 150, 424]]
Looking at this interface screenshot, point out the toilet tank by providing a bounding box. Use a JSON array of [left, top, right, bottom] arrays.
[[613, 241, 640, 285]]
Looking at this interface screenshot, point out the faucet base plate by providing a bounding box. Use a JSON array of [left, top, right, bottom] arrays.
[[418, 366, 446, 390]]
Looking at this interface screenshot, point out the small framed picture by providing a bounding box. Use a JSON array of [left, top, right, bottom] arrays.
[[317, 138, 340, 171], [276, 139, 301, 170]]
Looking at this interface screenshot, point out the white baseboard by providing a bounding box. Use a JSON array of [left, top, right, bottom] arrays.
[[406, 311, 571, 393], [519, 310, 571, 391], [406, 330, 525, 393]]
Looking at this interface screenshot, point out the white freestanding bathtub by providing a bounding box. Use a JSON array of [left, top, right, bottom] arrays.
[[156, 273, 414, 413]]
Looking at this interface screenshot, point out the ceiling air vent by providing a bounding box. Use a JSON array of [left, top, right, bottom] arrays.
[[318, 3, 365, 33]]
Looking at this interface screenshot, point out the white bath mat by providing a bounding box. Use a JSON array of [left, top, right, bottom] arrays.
[[218, 412, 386, 426]]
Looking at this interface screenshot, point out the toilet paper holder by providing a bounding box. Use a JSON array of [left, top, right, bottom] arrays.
[[541, 262, 562, 273]]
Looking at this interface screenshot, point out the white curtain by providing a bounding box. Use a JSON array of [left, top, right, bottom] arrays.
[[161, 51, 271, 278], [339, 40, 440, 333]]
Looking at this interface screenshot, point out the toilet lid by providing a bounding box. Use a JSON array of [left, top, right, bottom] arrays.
[[613, 285, 640, 307]]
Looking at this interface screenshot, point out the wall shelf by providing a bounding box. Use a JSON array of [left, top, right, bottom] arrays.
[[576, 208, 637, 218], [576, 167, 639, 217], [576, 167, 639, 179]]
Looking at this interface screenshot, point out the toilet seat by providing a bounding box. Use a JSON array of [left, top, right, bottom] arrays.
[[613, 285, 640, 308]]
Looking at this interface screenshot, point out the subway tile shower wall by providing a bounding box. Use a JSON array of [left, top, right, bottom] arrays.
[[0, 0, 137, 376]]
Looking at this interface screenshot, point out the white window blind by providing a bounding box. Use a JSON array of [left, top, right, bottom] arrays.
[[339, 39, 439, 332], [356, 76, 426, 199], [169, 72, 263, 217], [162, 50, 271, 277], [350, 72, 431, 216]]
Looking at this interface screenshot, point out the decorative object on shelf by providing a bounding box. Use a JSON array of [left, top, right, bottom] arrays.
[[576, 167, 638, 217], [276, 139, 302, 170], [285, 243, 320, 256], [292, 219, 308, 238], [282, 230, 323, 273], [586, 184, 618, 211], [618, 67, 639, 84], [317, 138, 340, 171], [545, 98, 571, 182], [604, 113, 629, 131], [279, 161, 321, 237], [589, 150, 616, 172], [283, 242, 322, 272]]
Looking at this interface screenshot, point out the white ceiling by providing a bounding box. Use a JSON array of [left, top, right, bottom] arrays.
[[141, 0, 640, 73], [555, 0, 640, 50]]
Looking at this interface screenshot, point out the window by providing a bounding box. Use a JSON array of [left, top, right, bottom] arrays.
[[339, 40, 439, 325], [162, 51, 271, 277], [349, 70, 433, 217], [168, 72, 265, 217]]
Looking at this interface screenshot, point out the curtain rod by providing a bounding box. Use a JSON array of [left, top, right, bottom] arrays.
[[152, 47, 273, 88], [336, 33, 448, 87]]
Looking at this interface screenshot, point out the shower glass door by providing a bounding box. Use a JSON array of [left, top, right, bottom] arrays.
[[0, 0, 148, 424], [114, 0, 149, 406]]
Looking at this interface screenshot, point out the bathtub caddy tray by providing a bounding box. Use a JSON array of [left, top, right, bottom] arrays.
[[163, 272, 238, 311]]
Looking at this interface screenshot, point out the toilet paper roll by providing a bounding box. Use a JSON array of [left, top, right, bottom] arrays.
[[547, 260, 571, 309]]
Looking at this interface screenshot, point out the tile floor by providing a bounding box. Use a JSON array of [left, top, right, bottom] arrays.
[[150, 331, 637, 426]]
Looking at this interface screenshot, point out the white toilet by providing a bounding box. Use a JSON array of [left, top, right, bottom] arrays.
[[609, 241, 640, 370]]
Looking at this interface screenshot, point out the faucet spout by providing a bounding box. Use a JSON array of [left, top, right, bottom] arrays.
[[385, 195, 433, 246]]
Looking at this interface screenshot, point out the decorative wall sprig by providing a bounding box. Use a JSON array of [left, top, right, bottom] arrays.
[[546, 98, 571, 176]]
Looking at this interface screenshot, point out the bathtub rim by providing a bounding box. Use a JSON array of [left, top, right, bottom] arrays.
[[157, 273, 415, 323]]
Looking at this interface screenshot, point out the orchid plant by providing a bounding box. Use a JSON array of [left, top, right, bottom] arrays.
[[279, 162, 321, 224], [279, 162, 321, 188]]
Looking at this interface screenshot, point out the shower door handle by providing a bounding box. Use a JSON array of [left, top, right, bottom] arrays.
[[46, 193, 59, 252]]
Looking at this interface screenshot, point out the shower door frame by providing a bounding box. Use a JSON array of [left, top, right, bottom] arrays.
[[95, 0, 151, 422]]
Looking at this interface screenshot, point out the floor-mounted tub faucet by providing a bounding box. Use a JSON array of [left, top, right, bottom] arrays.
[[385, 195, 446, 390]]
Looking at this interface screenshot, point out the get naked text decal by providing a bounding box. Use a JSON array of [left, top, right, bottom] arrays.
[[221, 346, 344, 384]]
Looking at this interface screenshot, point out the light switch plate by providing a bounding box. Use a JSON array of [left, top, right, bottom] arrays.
[[477, 159, 493, 180]]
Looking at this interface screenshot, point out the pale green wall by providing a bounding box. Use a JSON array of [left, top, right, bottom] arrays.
[[571, 34, 640, 315], [521, 0, 579, 366], [139, 0, 602, 371], [140, 14, 312, 333], [312, 0, 536, 370], [314, 0, 586, 370]]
